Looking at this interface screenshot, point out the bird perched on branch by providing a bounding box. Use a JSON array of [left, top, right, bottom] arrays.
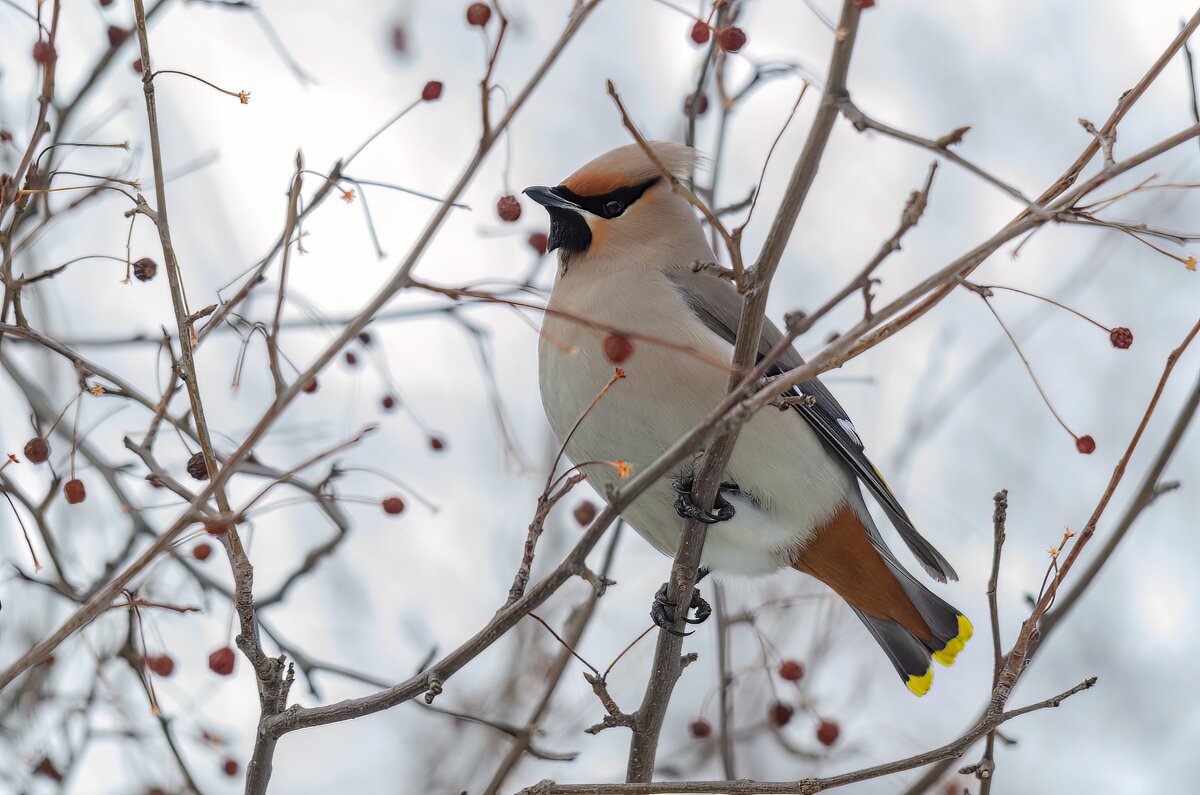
[[525, 142, 971, 696]]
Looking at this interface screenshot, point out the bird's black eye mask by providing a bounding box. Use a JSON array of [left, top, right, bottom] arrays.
[[524, 177, 659, 254]]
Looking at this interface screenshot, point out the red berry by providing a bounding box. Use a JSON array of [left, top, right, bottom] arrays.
[[204, 521, 229, 537], [421, 80, 443, 102], [208, 646, 236, 676], [466, 2, 492, 26], [1109, 327, 1133, 349], [64, 479, 86, 504], [107, 25, 130, 47], [690, 20, 710, 45], [381, 394, 397, 411], [382, 496, 405, 516], [777, 659, 805, 682], [717, 26, 747, 53], [528, 232, 549, 255], [193, 542, 213, 561], [132, 58, 143, 74], [853, 0, 876, 8], [573, 500, 597, 526], [146, 654, 175, 677], [816, 718, 840, 746], [344, 352, 358, 366], [603, 334, 634, 364], [100, 0, 115, 6], [222, 759, 239, 777], [32, 40, 53, 65], [497, 194, 521, 222], [24, 437, 50, 464], [768, 702, 794, 727], [429, 436, 446, 451], [302, 378, 319, 394], [684, 94, 709, 116], [689, 718, 712, 738], [1076, 435, 1096, 455]]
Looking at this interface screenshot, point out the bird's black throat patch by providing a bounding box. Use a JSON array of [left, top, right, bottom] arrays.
[[547, 207, 592, 255]]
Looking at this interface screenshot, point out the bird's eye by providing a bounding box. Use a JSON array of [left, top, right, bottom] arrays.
[[603, 200, 623, 217]]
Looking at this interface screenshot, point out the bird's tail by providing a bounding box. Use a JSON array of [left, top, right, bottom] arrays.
[[851, 562, 973, 696]]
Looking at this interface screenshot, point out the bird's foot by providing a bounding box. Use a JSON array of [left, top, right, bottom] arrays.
[[650, 579, 713, 636], [673, 476, 739, 524]]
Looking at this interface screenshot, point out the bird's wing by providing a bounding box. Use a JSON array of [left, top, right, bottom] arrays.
[[665, 266, 957, 582]]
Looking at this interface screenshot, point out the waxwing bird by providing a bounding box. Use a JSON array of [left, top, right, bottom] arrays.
[[525, 142, 971, 696]]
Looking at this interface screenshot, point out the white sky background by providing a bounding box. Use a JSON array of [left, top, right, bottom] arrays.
[[2, 0, 1200, 793]]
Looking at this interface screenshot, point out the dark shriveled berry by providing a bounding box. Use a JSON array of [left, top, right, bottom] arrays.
[[689, 718, 712, 738], [573, 500, 597, 526], [186, 452, 210, 481], [768, 702, 794, 727], [1109, 327, 1133, 349], [133, 257, 157, 281]]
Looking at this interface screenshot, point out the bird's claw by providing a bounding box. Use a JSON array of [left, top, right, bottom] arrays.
[[673, 476, 739, 524], [650, 580, 713, 636]]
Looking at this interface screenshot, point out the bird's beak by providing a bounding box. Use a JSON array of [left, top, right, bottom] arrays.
[[522, 185, 591, 254], [522, 185, 582, 212]]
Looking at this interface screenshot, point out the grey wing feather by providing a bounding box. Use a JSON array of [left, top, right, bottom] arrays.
[[666, 266, 957, 583]]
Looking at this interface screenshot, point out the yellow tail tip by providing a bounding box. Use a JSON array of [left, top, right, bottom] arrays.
[[932, 614, 973, 667], [906, 667, 933, 696]]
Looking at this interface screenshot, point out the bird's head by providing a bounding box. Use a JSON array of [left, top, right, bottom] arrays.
[[524, 142, 707, 266]]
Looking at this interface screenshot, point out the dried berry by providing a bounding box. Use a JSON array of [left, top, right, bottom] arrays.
[[382, 496, 406, 516], [768, 702, 794, 727], [345, 352, 358, 366], [132, 58, 143, 74], [603, 334, 634, 364], [778, 659, 805, 682], [193, 542, 213, 561], [573, 500, 597, 526], [497, 194, 521, 222], [358, 331, 373, 346], [466, 2, 492, 26], [302, 378, 319, 394], [106, 25, 130, 47], [145, 654, 175, 677], [689, 718, 712, 738], [32, 40, 54, 65], [222, 759, 239, 777], [684, 93, 709, 116], [816, 718, 840, 746], [100, 0, 115, 6], [64, 479, 86, 505], [421, 80, 443, 102], [133, 257, 157, 281], [429, 436, 446, 451], [208, 646, 236, 676], [1076, 435, 1096, 455], [528, 232, 549, 255], [690, 19, 710, 45], [717, 26, 747, 53], [1109, 327, 1133, 349], [381, 394, 397, 411], [33, 758, 63, 782], [204, 521, 229, 537], [853, 0, 876, 8], [24, 437, 50, 464], [186, 451, 210, 481]]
